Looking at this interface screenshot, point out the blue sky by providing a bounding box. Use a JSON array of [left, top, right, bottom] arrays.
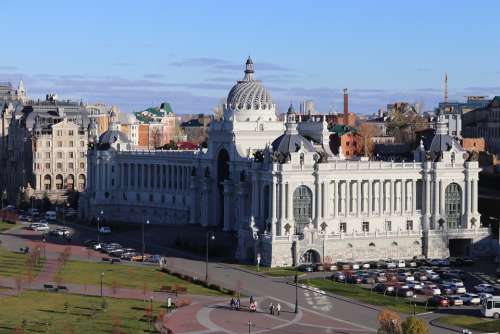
[[1, 0, 499, 115]]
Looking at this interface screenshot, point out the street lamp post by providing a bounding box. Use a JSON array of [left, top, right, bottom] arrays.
[[205, 231, 215, 283], [294, 269, 299, 314], [1, 189, 6, 210], [142, 219, 150, 261], [256, 253, 261, 272], [100, 272, 104, 297], [149, 296, 153, 332], [97, 210, 103, 244], [413, 294, 417, 316]]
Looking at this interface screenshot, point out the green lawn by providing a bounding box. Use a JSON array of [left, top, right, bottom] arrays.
[[59, 260, 225, 296], [0, 220, 17, 232], [305, 278, 432, 314], [437, 315, 500, 332], [239, 265, 296, 277], [0, 291, 163, 334], [0, 247, 44, 279]]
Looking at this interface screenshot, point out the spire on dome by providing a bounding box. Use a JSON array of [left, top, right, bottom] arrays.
[[18, 80, 25, 93], [287, 103, 295, 115], [243, 57, 254, 81]]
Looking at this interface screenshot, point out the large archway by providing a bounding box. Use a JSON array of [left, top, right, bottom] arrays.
[[293, 185, 312, 235], [302, 249, 321, 264], [216, 148, 230, 227], [445, 183, 462, 228]]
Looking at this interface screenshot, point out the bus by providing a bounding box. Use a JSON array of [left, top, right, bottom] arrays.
[[481, 296, 500, 318]]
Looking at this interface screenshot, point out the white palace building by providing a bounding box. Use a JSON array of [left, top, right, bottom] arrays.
[[81, 58, 493, 267]]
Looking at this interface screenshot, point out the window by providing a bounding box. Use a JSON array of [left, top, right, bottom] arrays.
[[79, 162, 85, 169], [346, 141, 350, 146], [57, 162, 62, 169], [406, 220, 414, 231], [340, 222, 347, 233], [80, 141, 84, 147], [68, 130, 74, 136], [36, 163, 40, 170], [57, 152, 63, 159], [57, 130, 62, 136], [69, 141, 74, 147], [80, 152, 85, 158], [136, 193, 141, 201], [149, 194, 153, 202], [68, 162, 74, 169], [445, 183, 462, 228], [362, 221, 369, 232], [46, 141, 51, 147], [111, 179, 115, 186], [45, 163, 50, 169], [57, 141, 63, 147], [161, 194, 165, 203], [293, 185, 313, 235], [385, 221, 392, 232], [45, 152, 51, 159], [172, 196, 176, 204], [69, 152, 74, 159]]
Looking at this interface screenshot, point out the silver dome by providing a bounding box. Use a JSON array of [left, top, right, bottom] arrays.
[[227, 57, 273, 111]]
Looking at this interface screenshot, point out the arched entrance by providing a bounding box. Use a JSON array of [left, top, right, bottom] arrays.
[[217, 149, 230, 227], [445, 183, 462, 228], [302, 249, 321, 264], [293, 185, 312, 235]]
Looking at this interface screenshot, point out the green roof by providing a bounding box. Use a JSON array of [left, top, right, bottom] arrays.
[[134, 103, 174, 123], [328, 124, 357, 136]]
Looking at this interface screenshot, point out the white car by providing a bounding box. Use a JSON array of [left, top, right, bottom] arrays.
[[475, 284, 495, 293], [461, 293, 481, 305], [451, 284, 466, 294], [34, 224, 49, 232], [478, 292, 493, 301], [386, 261, 397, 269], [397, 260, 406, 268], [424, 270, 440, 280], [99, 226, 111, 234], [448, 295, 464, 306], [443, 278, 464, 287], [407, 282, 424, 291]]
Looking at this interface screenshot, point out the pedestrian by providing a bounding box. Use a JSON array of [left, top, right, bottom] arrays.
[[269, 302, 274, 315], [230, 297, 235, 310], [276, 303, 281, 316], [250, 296, 254, 305], [236, 297, 240, 310]]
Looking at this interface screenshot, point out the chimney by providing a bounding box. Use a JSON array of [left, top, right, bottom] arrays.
[[343, 88, 348, 125]]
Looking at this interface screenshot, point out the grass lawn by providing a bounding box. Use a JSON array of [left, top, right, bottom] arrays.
[[0, 247, 44, 278], [59, 260, 225, 296], [0, 220, 17, 232], [437, 315, 500, 332], [0, 290, 163, 334], [239, 264, 296, 277], [305, 278, 432, 314]]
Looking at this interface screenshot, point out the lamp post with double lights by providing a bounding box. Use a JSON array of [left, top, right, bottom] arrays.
[[97, 210, 103, 244], [205, 231, 215, 283]]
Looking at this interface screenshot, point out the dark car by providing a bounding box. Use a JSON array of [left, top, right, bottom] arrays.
[[298, 264, 314, 272], [462, 257, 474, 266], [397, 288, 414, 297], [347, 275, 363, 284], [84, 239, 98, 247], [428, 295, 449, 307]]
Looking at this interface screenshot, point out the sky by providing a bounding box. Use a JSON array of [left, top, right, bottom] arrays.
[[1, 0, 500, 115]]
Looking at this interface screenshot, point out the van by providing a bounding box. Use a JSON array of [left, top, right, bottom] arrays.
[[45, 211, 56, 221], [482, 296, 500, 318]]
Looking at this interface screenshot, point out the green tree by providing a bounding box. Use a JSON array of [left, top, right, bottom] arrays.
[[402, 316, 429, 334]]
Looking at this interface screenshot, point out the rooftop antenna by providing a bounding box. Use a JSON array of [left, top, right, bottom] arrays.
[[444, 73, 448, 103]]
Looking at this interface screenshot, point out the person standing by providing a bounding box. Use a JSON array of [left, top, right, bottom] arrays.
[[276, 303, 281, 316], [269, 302, 274, 315]]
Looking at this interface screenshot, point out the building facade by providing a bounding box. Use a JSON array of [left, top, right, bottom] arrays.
[[82, 58, 493, 266], [463, 96, 500, 154]]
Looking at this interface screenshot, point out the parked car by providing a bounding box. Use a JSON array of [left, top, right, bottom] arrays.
[[121, 252, 137, 260], [414, 272, 428, 281], [397, 260, 406, 268], [424, 270, 440, 281], [109, 249, 125, 257], [45, 211, 57, 221], [351, 263, 360, 270], [332, 272, 345, 282], [84, 239, 98, 247], [398, 272, 415, 282], [362, 275, 376, 284], [450, 283, 466, 294], [314, 263, 325, 272], [323, 263, 338, 271], [406, 260, 417, 268], [475, 284, 495, 293], [374, 283, 394, 294], [461, 293, 481, 305], [423, 284, 441, 296], [131, 255, 145, 262], [385, 261, 397, 269], [347, 275, 363, 284], [93, 243, 106, 250], [442, 278, 464, 287], [298, 264, 314, 272], [397, 288, 414, 297], [448, 295, 463, 306], [144, 254, 162, 263], [407, 282, 424, 292], [439, 284, 454, 295], [375, 274, 387, 283], [99, 226, 111, 234], [427, 295, 449, 307], [478, 293, 493, 301], [361, 262, 371, 269]]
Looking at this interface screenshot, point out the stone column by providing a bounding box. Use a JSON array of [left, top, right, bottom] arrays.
[[356, 180, 361, 216], [201, 179, 210, 227], [332, 181, 337, 218], [223, 180, 233, 231], [424, 174, 431, 230], [433, 178, 439, 227], [389, 180, 394, 215], [314, 176, 319, 225], [368, 180, 372, 217], [412, 179, 416, 215], [472, 179, 478, 214], [287, 182, 293, 220], [439, 180, 445, 216], [271, 179, 277, 236], [323, 181, 328, 218], [189, 176, 198, 224]]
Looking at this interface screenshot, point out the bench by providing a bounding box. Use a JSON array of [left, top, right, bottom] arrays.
[[43, 284, 54, 290], [160, 286, 173, 292]]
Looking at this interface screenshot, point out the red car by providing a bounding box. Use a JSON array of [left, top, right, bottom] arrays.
[[428, 295, 449, 307]]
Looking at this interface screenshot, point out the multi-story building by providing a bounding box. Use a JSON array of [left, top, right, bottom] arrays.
[[133, 103, 176, 149], [4, 93, 90, 203], [437, 96, 491, 138], [463, 96, 500, 154], [82, 58, 493, 267], [85, 103, 114, 137]]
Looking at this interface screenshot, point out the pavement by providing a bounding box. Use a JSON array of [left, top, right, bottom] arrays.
[[0, 221, 489, 333]]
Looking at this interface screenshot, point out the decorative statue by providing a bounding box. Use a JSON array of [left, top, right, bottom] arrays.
[[467, 151, 479, 162], [317, 151, 328, 163], [253, 150, 264, 162], [249, 216, 259, 239], [271, 151, 289, 164]]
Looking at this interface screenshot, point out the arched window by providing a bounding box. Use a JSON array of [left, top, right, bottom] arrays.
[[369, 242, 376, 247], [391, 241, 398, 247], [55, 174, 64, 190], [293, 185, 312, 235], [445, 183, 462, 228], [43, 175, 52, 190]]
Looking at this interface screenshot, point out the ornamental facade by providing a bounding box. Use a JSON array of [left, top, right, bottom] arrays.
[[81, 58, 493, 267]]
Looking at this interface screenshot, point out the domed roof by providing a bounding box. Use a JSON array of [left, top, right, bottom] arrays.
[[272, 133, 316, 155], [98, 130, 129, 145], [226, 57, 273, 111]]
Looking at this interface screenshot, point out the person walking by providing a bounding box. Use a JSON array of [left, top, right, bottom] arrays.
[[269, 302, 274, 315], [276, 303, 281, 316], [236, 297, 240, 310]]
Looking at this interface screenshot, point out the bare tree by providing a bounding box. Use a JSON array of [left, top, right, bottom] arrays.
[[212, 98, 225, 121], [150, 127, 162, 149]]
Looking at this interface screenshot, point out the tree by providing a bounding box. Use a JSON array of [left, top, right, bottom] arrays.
[[401, 316, 429, 334], [377, 309, 402, 334], [212, 97, 225, 121], [358, 123, 382, 157], [150, 126, 163, 149]]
